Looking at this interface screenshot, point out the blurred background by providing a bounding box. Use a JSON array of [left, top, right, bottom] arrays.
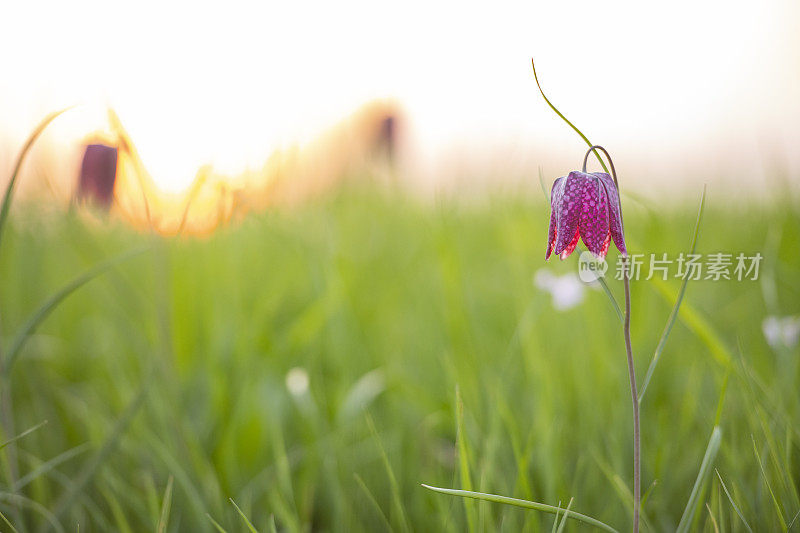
[[1, 1, 800, 531], [2, 0, 799, 225]]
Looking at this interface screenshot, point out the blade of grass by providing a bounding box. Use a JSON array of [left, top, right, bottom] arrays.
[[715, 470, 754, 532], [176, 172, 208, 235], [706, 503, 720, 533], [265, 491, 297, 533], [639, 185, 706, 402], [230, 498, 259, 533], [0, 108, 72, 253], [676, 426, 722, 533], [752, 436, 788, 530], [11, 452, 107, 529], [550, 501, 562, 533], [0, 492, 65, 533], [0, 420, 47, 451], [743, 373, 800, 512], [14, 442, 89, 491], [641, 480, 658, 509], [591, 450, 655, 530], [108, 108, 154, 229], [266, 416, 297, 524], [787, 508, 800, 530], [206, 513, 228, 533], [421, 485, 619, 533], [0, 248, 138, 526], [713, 369, 731, 428], [556, 498, 574, 533], [157, 476, 174, 533], [0, 419, 48, 519], [455, 386, 477, 533], [4, 246, 148, 371], [365, 414, 411, 533], [354, 473, 393, 533], [51, 378, 150, 521], [102, 488, 134, 533], [142, 430, 211, 526], [715, 482, 726, 533], [0, 509, 19, 533], [648, 279, 733, 367]]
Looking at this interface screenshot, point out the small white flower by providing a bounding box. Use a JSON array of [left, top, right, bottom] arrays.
[[285, 367, 310, 396], [534, 269, 585, 311], [762, 316, 800, 350]]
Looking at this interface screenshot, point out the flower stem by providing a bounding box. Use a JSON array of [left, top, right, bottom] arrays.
[[583, 144, 639, 532], [623, 260, 640, 533]]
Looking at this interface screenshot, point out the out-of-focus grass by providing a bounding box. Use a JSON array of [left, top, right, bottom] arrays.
[[0, 184, 798, 531]]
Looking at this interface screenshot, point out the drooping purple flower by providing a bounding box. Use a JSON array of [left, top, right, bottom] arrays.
[[545, 171, 626, 260], [78, 143, 118, 209]]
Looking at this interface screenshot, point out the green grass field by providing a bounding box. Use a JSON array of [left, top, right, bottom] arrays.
[[1, 182, 799, 532]]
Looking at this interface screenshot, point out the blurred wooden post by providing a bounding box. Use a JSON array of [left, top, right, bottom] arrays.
[[77, 143, 118, 209]]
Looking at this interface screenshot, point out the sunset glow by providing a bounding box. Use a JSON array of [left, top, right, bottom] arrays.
[[2, 0, 799, 200]]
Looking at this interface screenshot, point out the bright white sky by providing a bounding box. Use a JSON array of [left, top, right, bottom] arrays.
[[1, 0, 798, 193]]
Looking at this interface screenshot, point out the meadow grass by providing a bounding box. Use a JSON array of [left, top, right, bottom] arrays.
[[0, 183, 798, 531]]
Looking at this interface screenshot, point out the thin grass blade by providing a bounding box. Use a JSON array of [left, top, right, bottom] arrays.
[[752, 436, 788, 530], [0, 420, 47, 451], [713, 369, 732, 428], [787, 508, 800, 530], [4, 246, 148, 371], [715, 470, 754, 533], [102, 488, 134, 533], [230, 498, 259, 533], [157, 476, 174, 533], [556, 498, 574, 533], [354, 473, 393, 533], [206, 513, 228, 533], [14, 442, 89, 491], [421, 485, 619, 533], [639, 186, 706, 402], [648, 279, 733, 367], [366, 414, 411, 533], [641, 479, 658, 508], [0, 491, 65, 533], [455, 386, 477, 533], [176, 172, 208, 235], [51, 378, 150, 520], [706, 503, 720, 533], [0, 108, 72, 253], [591, 450, 656, 530], [0, 509, 19, 533], [676, 426, 722, 533], [550, 501, 562, 533]]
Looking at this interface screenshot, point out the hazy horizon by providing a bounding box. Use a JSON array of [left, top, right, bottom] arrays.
[[2, 0, 799, 199]]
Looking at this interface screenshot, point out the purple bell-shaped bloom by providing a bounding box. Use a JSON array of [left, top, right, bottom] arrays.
[[545, 170, 627, 260]]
